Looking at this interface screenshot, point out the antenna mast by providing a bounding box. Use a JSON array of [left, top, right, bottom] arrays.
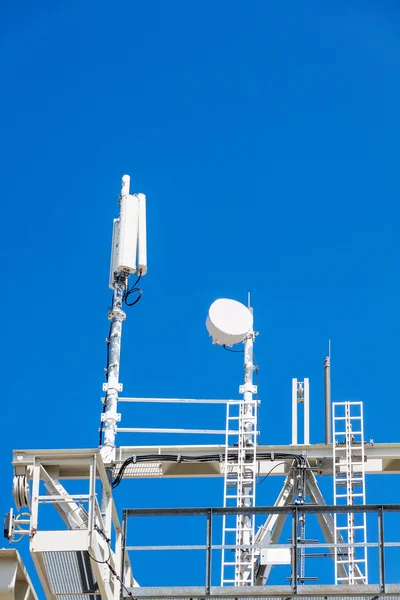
[[101, 174, 147, 463], [206, 297, 258, 585]]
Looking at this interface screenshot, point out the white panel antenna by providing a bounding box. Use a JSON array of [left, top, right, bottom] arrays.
[[109, 218, 120, 289], [117, 193, 139, 274], [137, 193, 147, 275], [109, 176, 148, 286]]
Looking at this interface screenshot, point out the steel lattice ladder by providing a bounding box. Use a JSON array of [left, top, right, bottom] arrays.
[[221, 398, 257, 586], [333, 401, 368, 585]]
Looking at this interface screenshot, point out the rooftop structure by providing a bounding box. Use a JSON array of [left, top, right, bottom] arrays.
[[3, 175, 400, 599]]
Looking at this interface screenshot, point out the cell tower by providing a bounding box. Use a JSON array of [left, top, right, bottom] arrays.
[[2, 175, 400, 600]]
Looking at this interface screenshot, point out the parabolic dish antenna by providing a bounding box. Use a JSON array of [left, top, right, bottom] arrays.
[[206, 298, 253, 347]]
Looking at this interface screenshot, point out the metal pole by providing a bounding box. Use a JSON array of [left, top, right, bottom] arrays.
[[121, 510, 128, 587], [102, 278, 125, 454], [324, 356, 332, 444], [303, 378, 310, 445], [292, 507, 298, 595], [100, 177, 128, 525], [205, 509, 212, 595], [378, 506, 386, 593], [101, 175, 129, 463], [292, 379, 298, 445]]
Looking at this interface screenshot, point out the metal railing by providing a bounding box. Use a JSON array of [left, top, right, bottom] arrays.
[[122, 504, 400, 596]]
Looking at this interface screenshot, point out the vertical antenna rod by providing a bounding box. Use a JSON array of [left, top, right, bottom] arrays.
[[324, 345, 331, 444]]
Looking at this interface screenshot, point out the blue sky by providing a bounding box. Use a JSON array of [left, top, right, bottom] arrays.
[[1, 0, 400, 592]]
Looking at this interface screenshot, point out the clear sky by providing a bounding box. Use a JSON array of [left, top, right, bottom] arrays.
[[1, 0, 400, 593]]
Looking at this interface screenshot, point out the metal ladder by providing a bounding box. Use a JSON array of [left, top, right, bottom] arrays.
[[221, 333, 258, 586], [333, 401, 368, 585]]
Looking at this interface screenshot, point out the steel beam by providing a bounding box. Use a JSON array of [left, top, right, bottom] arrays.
[[12, 442, 400, 480]]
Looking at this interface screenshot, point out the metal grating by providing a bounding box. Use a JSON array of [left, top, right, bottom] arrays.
[[124, 594, 400, 600], [42, 551, 101, 599], [125, 598, 400, 600]]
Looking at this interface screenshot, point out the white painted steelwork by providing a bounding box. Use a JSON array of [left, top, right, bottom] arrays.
[[10, 451, 136, 600], [12, 442, 400, 480], [0, 549, 38, 600]]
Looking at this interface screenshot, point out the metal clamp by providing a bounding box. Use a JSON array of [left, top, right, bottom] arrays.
[[239, 383, 257, 394], [108, 307, 126, 321], [102, 382, 123, 392], [101, 413, 121, 422]]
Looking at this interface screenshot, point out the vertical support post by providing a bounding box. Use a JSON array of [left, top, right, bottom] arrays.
[[30, 460, 41, 536], [292, 507, 298, 595], [121, 510, 128, 587], [378, 506, 386, 593], [292, 379, 298, 445], [88, 456, 96, 548], [303, 378, 310, 445], [324, 356, 332, 444], [114, 526, 122, 600], [206, 509, 212, 595]]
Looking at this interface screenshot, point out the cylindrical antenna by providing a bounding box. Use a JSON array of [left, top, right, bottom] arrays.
[[324, 354, 331, 444]]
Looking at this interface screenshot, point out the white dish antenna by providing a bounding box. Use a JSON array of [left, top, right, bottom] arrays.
[[206, 298, 253, 346]]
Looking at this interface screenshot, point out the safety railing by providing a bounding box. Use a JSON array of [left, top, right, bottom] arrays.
[[122, 504, 400, 596]]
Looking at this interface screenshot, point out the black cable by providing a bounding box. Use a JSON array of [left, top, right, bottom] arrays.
[[223, 345, 244, 353], [123, 273, 142, 307], [87, 527, 112, 563], [257, 461, 294, 485], [107, 561, 136, 599], [112, 452, 305, 489], [89, 524, 136, 599]]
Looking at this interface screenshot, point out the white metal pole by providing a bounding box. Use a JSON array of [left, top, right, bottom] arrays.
[[99, 176, 130, 537], [101, 176, 129, 463], [324, 356, 332, 444], [292, 379, 298, 445], [304, 378, 310, 445], [101, 281, 125, 457]]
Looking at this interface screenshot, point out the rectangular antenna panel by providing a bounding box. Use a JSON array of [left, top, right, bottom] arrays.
[[109, 218, 120, 289], [117, 194, 139, 274], [137, 193, 147, 275]]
